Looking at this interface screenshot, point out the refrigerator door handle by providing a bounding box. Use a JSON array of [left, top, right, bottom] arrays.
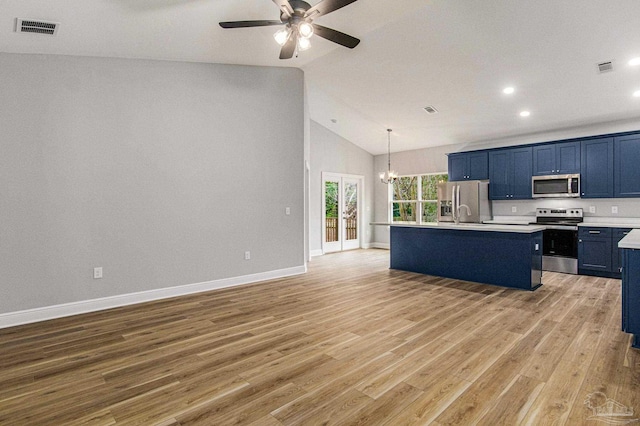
[[456, 185, 461, 222], [451, 186, 457, 222]]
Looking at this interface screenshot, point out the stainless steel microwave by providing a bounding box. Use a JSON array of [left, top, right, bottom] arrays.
[[532, 174, 580, 198]]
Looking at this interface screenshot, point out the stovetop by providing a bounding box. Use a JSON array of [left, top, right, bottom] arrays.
[[533, 207, 583, 225]]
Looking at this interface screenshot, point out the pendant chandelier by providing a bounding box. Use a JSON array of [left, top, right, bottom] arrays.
[[379, 129, 398, 184]]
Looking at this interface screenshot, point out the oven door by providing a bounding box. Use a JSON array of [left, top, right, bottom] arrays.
[[542, 228, 578, 274]]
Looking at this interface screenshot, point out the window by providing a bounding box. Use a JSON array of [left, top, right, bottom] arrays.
[[391, 173, 448, 223]]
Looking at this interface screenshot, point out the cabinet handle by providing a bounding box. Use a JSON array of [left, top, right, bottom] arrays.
[[588, 230, 601, 234], [582, 193, 585, 196], [579, 239, 582, 243]]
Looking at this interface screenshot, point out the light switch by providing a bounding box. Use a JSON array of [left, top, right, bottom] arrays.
[[285, 207, 291, 215], [589, 206, 596, 214], [511, 206, 517, 213], [612, 206, 618, 214]]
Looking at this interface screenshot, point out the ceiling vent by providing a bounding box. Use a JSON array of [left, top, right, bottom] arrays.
[[597, 60, 613, 73], [423, 105, 439, 114], [15, 19, 59, 35]]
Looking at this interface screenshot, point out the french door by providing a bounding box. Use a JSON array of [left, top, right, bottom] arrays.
[[322, 173, 362, 253]]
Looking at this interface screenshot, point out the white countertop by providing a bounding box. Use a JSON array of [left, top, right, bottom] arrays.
[[387, 222, 546, 233], [579, 221, 640, 228], [619, 229, 640, 249]]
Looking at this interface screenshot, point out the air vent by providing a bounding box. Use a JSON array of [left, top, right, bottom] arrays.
[[597, 60, 613, 73], [423, 105, 439, 114], [15, 19, 59, 35]]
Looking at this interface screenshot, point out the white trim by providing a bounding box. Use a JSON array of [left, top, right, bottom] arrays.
[[0, 265, 306, 329], [371, 242, 390, 250], [310, 249, 324, 257]]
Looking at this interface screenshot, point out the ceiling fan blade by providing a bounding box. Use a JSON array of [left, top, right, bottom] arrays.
[[272, 0, 294, 18], [305, 0, 357, 18], [219, 20, 283, 29], [312, 24, 360, 48], [279, 32, 297, 59]]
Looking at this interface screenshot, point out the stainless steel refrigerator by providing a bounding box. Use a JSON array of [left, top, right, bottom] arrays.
[[437, 180, 492, 223]]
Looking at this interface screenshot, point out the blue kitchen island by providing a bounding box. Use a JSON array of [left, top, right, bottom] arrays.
[[619, 229, 640, 349], [390, 223, 545, 291]]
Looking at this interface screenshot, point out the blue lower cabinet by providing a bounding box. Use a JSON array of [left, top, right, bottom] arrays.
[[622, 249, 640, 348], [578, 227, 631, 278], [578, 227, 612, 276], [390, 226, 542, 290], [613, 229, 633, 275]]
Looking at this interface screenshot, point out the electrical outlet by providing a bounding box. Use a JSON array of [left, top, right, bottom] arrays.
[[612, 206, 619, 214], [244, 251, 251, 260], [285, 207, 291, 215], [93, 267, 103, 279], [511, 206, 517, 213], [589, 206, 596, 214]]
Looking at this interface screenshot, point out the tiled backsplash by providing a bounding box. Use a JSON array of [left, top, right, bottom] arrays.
[[492, 198, 640, 218]]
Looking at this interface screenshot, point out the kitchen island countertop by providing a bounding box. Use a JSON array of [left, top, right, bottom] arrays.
[[371, 221, 546, 233], [619, 229, 640, 249]]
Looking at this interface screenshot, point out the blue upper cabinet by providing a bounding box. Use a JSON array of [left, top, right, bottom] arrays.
[[581, 137, 614, 198], [489, 150, 510, 199], [615, 135, 640, 197], [448, 151, 488, 181], [448, 153, 467, 181], [489, 146, 532, 200], [532, 141, 580, 176]]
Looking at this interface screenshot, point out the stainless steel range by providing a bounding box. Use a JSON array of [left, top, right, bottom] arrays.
[[533, 208, 583, 274]]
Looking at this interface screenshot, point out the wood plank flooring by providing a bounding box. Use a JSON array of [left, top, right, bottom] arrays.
[[1, 249, 639, 425]]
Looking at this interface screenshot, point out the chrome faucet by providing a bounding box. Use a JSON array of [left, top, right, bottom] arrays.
[[456, 204, 472, 224]]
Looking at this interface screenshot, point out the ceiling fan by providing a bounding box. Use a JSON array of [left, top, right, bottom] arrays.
[[219, 0, 360, 59]]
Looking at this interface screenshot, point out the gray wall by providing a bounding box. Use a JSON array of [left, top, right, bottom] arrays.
[[309, 120, 374, 253], [0, 53, 304, 314]]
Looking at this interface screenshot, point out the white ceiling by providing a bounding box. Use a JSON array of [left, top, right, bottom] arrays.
[[2, 0, 640, 155]]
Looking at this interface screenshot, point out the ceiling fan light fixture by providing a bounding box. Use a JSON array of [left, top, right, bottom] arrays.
[[297, 36, 311, 51], [298, 21, 314, 38], [274, 27, 290, 46]]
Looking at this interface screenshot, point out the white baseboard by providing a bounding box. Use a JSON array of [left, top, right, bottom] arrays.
[[310, 249, 324, 257], [370, 242, 390, 250], [0, 265, 307, 329]]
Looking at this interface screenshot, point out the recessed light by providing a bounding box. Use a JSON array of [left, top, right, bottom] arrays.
[[503, 87, 515, 95], [633, 90, 640, 97], [519, 111, 530, 117], [629, 57, 640, 66]]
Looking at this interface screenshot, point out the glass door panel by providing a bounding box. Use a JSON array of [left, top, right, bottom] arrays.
[[325, 181, 339, 244], [322, 174, 361, 253]]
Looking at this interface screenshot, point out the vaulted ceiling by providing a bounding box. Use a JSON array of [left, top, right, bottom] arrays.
[[2, 0, 640, 154]]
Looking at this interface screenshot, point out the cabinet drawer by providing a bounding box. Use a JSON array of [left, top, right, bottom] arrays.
[[615, 228, 633, 239], [579, 227, 611, 238]]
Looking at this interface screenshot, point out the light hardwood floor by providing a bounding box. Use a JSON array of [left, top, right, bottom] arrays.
[[1, 249, 639, 425]]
